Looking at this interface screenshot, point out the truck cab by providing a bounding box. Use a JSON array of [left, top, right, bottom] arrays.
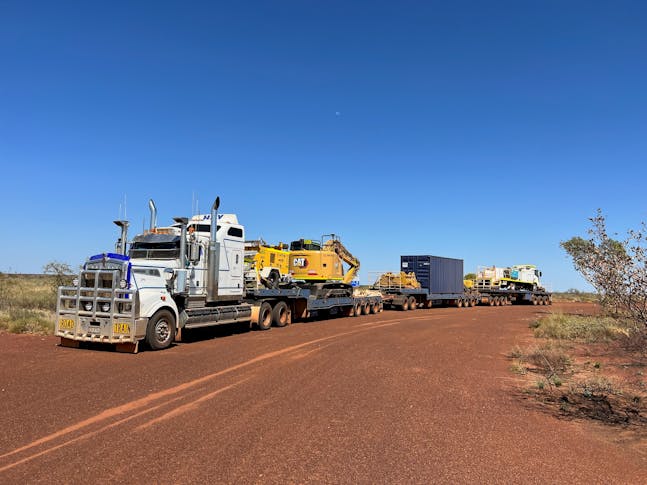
[[55, 199, 247, 352]]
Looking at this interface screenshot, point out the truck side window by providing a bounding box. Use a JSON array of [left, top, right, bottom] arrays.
[[228, 227, 243, 238]]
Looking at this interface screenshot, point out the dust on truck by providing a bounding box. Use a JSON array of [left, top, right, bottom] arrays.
[[55, 197, 380, 352]]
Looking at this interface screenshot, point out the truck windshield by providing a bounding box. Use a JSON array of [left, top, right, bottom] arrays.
[[129, 241, 180, 259]]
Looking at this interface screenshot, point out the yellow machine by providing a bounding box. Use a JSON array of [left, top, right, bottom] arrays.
[[244, 240, 290, 288], [289, 234, 359, 284], [375, 271, 421, 289]]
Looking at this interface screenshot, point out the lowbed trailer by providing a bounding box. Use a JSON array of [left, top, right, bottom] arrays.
[[374, 255, 552, 309], [471, 288, 552, 306]]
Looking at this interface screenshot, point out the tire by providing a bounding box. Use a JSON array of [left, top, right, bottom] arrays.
[[353, 302, 361, 316], [425, 299, 433, 309], [408, 296, 417, 311], [401, 299, 409, 311], [258, 302, 272, 330], [344, 305, 355, 317], [362, 302, 370, 315], [370, 302, 378, 314], [457, 298, 463, 308], [272, 301, 290, 327], [532, 295, 538, 305], [267, 270, 280, 289], [489, 297, 495, 306], [146, 310, 176, 350]]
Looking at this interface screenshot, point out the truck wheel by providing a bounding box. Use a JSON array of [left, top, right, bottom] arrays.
[[146, 310, 176, 350], [401, 299, 409, 311], [353, 302, 361, 316], [361, 302, 369, 315], [272, 301, 290, 327], [489, 298, 495, 306], [258, 302, 272, 330], [457, 298, 463, 308]]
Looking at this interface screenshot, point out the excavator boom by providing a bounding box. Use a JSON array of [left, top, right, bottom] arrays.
[[323, 237, 360, 284]]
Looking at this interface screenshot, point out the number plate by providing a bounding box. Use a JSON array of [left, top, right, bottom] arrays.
[[113, 322, 131, 334], [87, 325, 101, 335], [59, 318, 75, 330]]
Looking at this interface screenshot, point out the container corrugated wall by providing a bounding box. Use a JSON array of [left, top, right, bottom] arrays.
[[400, 255, 464, 294]]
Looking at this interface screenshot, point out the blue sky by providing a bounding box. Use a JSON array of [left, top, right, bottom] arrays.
[[1, 1, 646, 290]]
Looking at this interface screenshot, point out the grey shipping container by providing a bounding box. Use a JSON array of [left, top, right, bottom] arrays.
[[400, 255, 464, 294]]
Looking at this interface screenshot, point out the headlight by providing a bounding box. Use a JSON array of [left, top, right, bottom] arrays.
[[119, 279, 127, 289], [101, 302, 111, 312], [83, 301, 93, 311], [72, 278, 79, 287]]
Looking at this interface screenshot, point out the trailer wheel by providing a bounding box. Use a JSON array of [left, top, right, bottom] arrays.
[[257, 302, 272, 330], [489, 298, 495, 306], [370, 302, 378, 314], [408, 296, 417, 311], [360, 302, 369, 315], [531, 295, 538, 305], [272, 301, 290, 327], [353, 302, 361, 316], [471, 298, 477, 307], [344, 305, 355, 317], [145, 310, 176, 350], [457, 298, 463, 308], [378, 302, 384, 312]]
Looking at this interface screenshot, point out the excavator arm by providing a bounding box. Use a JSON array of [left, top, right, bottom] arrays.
[[323, 236, 360, 284]]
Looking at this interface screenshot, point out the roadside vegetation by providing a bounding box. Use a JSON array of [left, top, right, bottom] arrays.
[[0, 262, 73, 335], [510, 210, 647, 428], [510, 312, 645, 426]]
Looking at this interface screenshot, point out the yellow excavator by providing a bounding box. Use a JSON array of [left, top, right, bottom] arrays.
[[288, 234, 359, 297]]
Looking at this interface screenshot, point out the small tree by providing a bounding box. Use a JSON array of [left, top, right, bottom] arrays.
[[464, 273, 477, 280], [43, 261, 74, 292], [561, 210, 647, 328]]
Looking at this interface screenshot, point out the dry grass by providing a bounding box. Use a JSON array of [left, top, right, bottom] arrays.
[[0, 273, 67, 334], [532, 312, 630, 343], [511, 310, 647, 428]]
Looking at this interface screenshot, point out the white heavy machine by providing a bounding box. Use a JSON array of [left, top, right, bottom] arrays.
[[475, 264, 543, 291]]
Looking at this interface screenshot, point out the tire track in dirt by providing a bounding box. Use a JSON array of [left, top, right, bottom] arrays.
[[0, 313, 441, 473]]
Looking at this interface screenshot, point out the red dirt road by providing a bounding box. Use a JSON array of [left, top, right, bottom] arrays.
[[0, 303, 645, 483]]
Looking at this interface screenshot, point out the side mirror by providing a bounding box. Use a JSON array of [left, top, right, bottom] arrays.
[[164, 268, 175, 281]]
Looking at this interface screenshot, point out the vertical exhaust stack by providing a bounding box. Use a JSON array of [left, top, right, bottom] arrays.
[[206, 197, 220, 303], [113, 220, 129, 255], [173, 217, 189, 294], [148, 199, 157, 231], [173, 217, 189, 267]]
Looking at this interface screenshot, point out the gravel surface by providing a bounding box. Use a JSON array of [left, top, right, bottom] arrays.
[[0, 303, 645, 483]]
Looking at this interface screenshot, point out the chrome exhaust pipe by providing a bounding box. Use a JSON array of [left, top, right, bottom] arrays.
[[113, 220, 129, 255], [173, 217, 188, 267], [206, 197, 220, 303], [148, 199, 157, 231]]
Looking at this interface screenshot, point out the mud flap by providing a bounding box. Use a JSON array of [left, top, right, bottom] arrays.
[[116, 341, 139, 354], [60, 337, 80, 349]]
